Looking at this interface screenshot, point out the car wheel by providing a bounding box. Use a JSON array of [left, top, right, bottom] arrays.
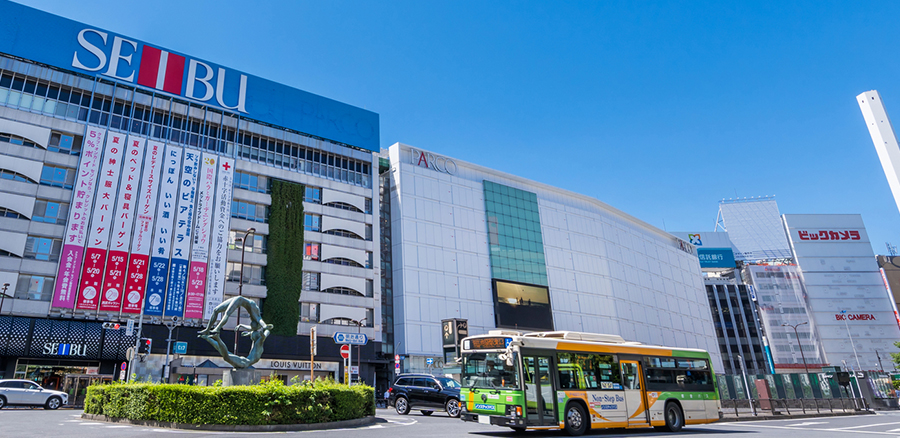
[[446, 398, 461, 418], [509, 426, 527, 434], [395, 396, 410, 415], [662, 402, 683, 432], [420, 410, 433, 416], [45, 396, 62, 410], [564, 402, 588, 436], [0, 396, 5, 410]]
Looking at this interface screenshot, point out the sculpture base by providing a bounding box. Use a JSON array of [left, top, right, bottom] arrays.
[[223, 369, 263, 386]]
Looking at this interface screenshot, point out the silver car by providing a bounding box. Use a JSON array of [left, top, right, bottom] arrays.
[[0, 379, 68, 409]]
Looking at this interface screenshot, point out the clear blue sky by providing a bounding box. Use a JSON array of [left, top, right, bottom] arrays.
[[13, 0, 900, 254]]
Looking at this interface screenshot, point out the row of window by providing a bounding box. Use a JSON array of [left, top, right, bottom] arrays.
[[304, 213, 372, 240], [303, 243, 372, 268], [225, 262, 266, 285], [554, 353, 714, 392], [299, 302, 374, 326], [299, 272, 373, 297], [13, 274, 54, 301], [0, 59, 372, 189], [231, 201, 268, 223]]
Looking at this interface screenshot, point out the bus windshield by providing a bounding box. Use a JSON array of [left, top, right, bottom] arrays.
[[461, 352, 519, 390]]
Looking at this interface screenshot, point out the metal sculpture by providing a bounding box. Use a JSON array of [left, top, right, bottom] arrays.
[[198, 296, 273, 369]]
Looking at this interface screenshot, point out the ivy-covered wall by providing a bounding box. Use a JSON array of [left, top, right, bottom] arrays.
[[264, 179, 305, 337]]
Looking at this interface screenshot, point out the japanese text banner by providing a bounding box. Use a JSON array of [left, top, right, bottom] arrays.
[[164, 150, 200, 318], [143, 145, 183, 316], [52, 126, 105, 309], [184, 153, 218, 319], [203, 157, 235, 320], [122, 140, 163, 314]]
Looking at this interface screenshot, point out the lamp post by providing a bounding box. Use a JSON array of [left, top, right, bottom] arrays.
[[840, 310, 863, 372], [782, 321, 810, 374], [355, 317, 367, 385], [162, 316, 181, 383], [0, 282, 9, 315], [234, 227, 256, 355]]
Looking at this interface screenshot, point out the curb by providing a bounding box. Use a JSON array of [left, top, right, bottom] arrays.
[[718, 410, 876, 422], [80, 413, 376, 432]]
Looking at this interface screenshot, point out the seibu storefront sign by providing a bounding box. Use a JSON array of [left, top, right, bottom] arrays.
[[410, 148, 458, 175], [42, 342, 88, 357], [835, 313, 877, 321]]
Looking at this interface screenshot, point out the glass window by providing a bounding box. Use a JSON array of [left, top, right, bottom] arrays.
[[305, 186, 321, 203], [461, 352, 519, 390], [304, 214, 321, 232], [304, 243, 320, 260]]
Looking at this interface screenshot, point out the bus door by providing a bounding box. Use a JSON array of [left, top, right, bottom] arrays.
[[523, 355, 557, 426], [621, 360, 650, 427]]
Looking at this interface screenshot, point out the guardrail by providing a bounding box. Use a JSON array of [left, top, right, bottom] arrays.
[[720, 397, 868, 417]]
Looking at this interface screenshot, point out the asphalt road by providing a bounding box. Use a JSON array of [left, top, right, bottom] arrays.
[[0, 407, 897, 438]]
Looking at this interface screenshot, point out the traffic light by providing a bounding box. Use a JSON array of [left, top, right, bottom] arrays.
[[101, 322, 121, 330], [138, 338, 152, 355]]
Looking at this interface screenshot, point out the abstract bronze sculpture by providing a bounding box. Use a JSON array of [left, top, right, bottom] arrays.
[[198, 296, 273, 369]]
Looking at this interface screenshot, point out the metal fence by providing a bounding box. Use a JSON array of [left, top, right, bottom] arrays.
[[717, 371, 898, 415]]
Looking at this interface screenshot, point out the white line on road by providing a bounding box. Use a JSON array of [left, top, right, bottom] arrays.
[[732, 422, 900, 436], [831, 422, 900, 430], [787, 422, 829, 427]]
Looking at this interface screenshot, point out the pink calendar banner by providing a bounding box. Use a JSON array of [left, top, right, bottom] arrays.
[[122, 140, 164, 314], [52, 127, 106, 309], [99, 136, 146, 313], [75, 133, 126, 311], [184, 153, 218, 319]]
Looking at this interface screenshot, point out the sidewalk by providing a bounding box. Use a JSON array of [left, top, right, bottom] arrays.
[[719, 407, 876, 422]]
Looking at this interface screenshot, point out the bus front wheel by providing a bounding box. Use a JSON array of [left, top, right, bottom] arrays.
[[658, 402, 683, 432], [564, 402, 588, 436]]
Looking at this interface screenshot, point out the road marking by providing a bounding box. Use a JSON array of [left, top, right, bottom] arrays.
[[831, 422, 900, 431], [787, 421, 828, 427], [78, 423, 103, 426], [732, 423, 900, 436]]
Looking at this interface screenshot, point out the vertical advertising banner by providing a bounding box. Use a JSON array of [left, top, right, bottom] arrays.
[[75, 133, 126, 311], [52, 127, 106, 309], [122, 141, 163, 314], [163, 150, 200, 318], [98, 137, 145, 313], [184, 153, 218, 319], [144, 145, 183, 316], [203, 157, 235, 320]]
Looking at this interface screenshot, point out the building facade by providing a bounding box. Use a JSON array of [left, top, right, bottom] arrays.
[[386, 143, 723, 373], [0, 1, 382, 387]]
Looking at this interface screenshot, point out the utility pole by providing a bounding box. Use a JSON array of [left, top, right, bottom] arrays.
[[161, 316, 180, 382], [234, 227, 255, 355], [0, 283, 9, 315]]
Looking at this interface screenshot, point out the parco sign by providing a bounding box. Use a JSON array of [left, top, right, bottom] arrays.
[[410, 148, 458, 175]]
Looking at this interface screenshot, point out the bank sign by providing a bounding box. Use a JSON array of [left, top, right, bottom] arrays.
[[0, 1, 378, 152]]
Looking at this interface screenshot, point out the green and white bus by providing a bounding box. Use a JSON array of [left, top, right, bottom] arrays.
[[459, 330, 720, 435]]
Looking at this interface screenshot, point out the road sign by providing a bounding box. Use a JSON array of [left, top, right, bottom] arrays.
[[121, 362, 127, 371], [340, 344, 351, 359], [125, 347, 135, 361], [333, 332, 367, 345], [426, 358, 434, 365], [174, 341, 187, 355], [126, 319, 135, 336], [350, 366, 359, 375], [395, 368, 400, 374], [310, 326, 317, 355], [119, 370, 126, 380]]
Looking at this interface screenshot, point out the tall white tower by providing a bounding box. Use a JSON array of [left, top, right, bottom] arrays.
[[858, 90, 900, 216]]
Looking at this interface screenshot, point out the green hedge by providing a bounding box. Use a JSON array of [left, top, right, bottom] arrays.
[[84, 379, 373, 425]]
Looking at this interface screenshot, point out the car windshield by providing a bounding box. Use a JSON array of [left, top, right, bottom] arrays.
[[461, 352, 519, 390], [437, 377, 460, 389]]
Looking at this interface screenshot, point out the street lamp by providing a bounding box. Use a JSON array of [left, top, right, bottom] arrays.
[[782, 321, 810, 374], [0, 283, 10, 315], [162, 316, 181, 383], [234, 227, 256, 355], [355, 318, 368, 385]]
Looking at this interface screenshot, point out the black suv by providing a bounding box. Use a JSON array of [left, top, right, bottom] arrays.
[[388, 373, 461, 417]]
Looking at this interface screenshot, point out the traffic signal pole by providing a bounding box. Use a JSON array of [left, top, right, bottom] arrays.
[[126, 296, 147, 382]]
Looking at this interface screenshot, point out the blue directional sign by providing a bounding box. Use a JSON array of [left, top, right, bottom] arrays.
[[174, 341, 187, 355], [333, 332, 368, 345], [426, 358, 434, 365]]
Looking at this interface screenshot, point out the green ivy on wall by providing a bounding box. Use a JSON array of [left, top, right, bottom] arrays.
[[264, 179, 305, 337]]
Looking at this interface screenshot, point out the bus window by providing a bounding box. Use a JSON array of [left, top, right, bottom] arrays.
[[462, 352, 520, 390], [621, 363, 640, 390]]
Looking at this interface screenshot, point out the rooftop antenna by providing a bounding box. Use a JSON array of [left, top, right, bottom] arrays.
[[887, 242, 898, 256]]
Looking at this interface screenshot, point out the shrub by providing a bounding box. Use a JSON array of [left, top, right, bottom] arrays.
[[85, 379, 374, 425], [892, 380, 900, 390]]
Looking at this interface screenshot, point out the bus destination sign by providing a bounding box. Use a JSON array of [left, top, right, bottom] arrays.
[[470, 337, 511, 350]]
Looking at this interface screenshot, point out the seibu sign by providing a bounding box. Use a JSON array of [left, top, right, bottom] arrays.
[[835, 313, 877, 321], [410, 148, 458, 175], [72, 29, 247, 112]]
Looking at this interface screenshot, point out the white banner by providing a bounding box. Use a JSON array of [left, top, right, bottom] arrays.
[[203, 157, 235, 320], [52, 126, 106, 309], [131, 141, 165, 256], [109, 137, 146, 253], [164, 149, 200, 317], [84, 133, 127, 250], [151, 145, 183, 260], [192, 153, 218, 262]]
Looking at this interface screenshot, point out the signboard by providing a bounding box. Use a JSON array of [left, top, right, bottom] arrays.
[[468, 337, 511, 350], [164, 150, 200, 318], [122, 140, 164, 314], [203, 157, 235, 320], [333, 332, 367, 345], [310, 326, 317, 356], [340, 344, 350, 359], [125, 319, 134, 336], [350, 366, 359, 375], [144, 145, 183, 316], [173, 341, 187, 355], [697, 248, 736, 269], [183, 153, 218, 319], [98, 136, 146, 313], [0, 1, 379, 152], [52, 126, 106, 309], [75, 133, 126, 311], [426, 358, 434, 366]]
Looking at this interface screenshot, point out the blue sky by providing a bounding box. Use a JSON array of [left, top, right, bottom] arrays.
[[14, 0, 900, 253]]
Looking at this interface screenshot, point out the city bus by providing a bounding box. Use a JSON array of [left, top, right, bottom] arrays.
[[459, 330, 720, 435]]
